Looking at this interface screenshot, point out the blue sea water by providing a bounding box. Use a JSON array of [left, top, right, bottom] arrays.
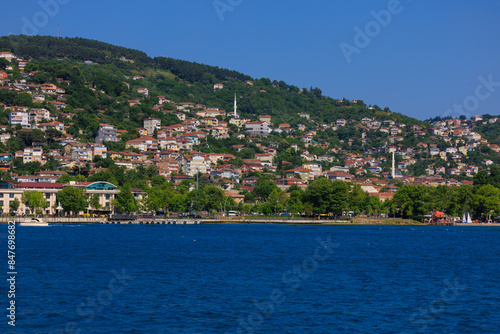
[[3, 224, 500, 334]]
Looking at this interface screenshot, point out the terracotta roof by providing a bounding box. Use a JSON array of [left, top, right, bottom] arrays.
[[17, 182, 66, 189]]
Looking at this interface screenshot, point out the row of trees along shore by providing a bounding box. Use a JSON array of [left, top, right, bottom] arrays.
[[11, 169, 500, 221]]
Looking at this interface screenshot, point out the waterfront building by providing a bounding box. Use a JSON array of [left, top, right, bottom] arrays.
[[0, 181, 119, 215]]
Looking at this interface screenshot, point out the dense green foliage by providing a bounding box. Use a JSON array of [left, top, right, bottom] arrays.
[[21, 190, 48, 215], [0, 35, 427, 128], [0, 35, 153, 67], [57, 186, 88, 215]]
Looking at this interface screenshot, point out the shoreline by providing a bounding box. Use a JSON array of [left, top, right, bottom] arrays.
[[1, 217, 499, 227]]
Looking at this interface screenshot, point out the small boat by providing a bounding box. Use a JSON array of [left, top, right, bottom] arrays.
[[20, 218, 49, 227], [466, 213, 473, 224]]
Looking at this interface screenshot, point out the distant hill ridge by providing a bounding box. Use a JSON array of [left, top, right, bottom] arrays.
[[0, 35, 252, 83], [0, 34, 424, 128]]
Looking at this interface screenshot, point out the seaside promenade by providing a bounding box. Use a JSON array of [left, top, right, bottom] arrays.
[[1, 216, 499, 226]]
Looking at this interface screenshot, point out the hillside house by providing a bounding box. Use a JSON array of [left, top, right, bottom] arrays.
[[245, 121, 270, 137], [126, 136, 158, 152]]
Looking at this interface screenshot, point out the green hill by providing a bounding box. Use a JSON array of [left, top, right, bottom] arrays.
[[0, 35, 424, 129]]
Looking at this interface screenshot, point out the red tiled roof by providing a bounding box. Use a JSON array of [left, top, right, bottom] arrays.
[[17, 182, 66, 189]]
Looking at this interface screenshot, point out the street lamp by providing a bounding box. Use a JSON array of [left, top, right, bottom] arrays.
[[56, 203, 63, 217]]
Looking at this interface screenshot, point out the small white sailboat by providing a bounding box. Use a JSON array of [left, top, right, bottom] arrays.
[[462, 213, 467, 224], [466, 213, 473, 224], [19, 217, 49, 227]]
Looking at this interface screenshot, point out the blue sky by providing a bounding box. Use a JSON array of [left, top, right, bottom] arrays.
[[1, 0, 499, 121]]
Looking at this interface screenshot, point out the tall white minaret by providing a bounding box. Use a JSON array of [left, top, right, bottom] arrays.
[[233, 93, 238, 118], [391, 150, 395, 179]]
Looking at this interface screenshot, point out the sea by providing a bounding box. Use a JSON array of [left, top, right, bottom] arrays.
[[3, 223, 500, 334]]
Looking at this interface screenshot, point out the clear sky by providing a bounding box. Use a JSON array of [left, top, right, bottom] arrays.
[[1, 0, 499, 121]]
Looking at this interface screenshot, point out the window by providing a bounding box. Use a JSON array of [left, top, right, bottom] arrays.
[[45, 193, 51, 199], [105, 194, 110, 200], [0, 182, 14, 189], [0, 193, 3, 198], [9, 193, 14, 198]]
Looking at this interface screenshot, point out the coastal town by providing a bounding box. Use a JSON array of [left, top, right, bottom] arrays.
[[0, 44, 499, 221], [2, 4, 498, 334]]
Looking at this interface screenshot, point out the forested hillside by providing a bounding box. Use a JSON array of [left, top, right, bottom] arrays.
[[0, 35, 424, 127]]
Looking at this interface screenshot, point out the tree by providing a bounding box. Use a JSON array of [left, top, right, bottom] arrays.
[[243, 191, 256, 203], [21, 191, 49, 215], [170, 193, 187, 213], [364, 195, 381, 215], [0, 58, 8, 70], [143, 182, 175, 213], [45, 128, 63, 143], [474, 185, 500, 217], [330, 180, 349, 215], [88, 194, 102, 212], [187, 189, 207, 212], [268, 188, 282, 212], [473, 170, 490, 187], [303, 178, 348, 215], [348, 183, 367, 214], [261, 202, 273, 215], [151, 175, 166, 187], [17, 129, 45, 147], [15, 93, 33, 107], [447, 185, 473, 217], [253, 177, 278, 202], [57, 174, 85, 183], [243, 204, 252, 215], [9, 198, 20, 214], [489, 165, 500, 189], [114, 185, 137, 213], [287, 190, 304, 216], [204, 186, 224, 211], [57, 186, 88, 215], [392, 185, 428, 219]]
